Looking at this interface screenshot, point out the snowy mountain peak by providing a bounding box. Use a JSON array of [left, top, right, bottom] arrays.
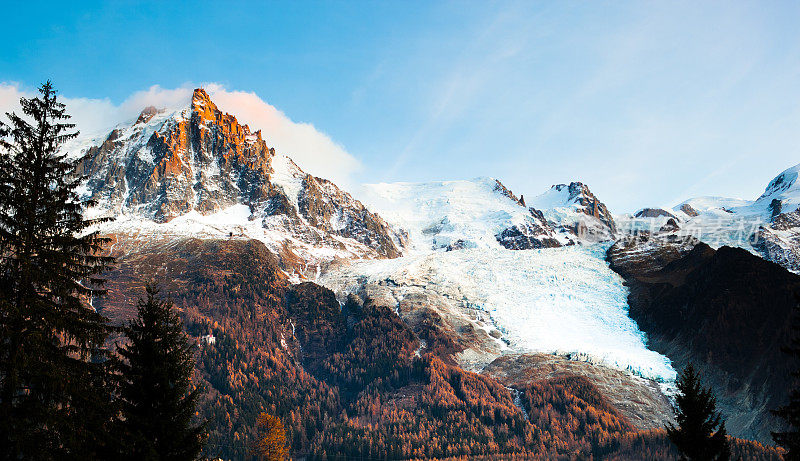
[[73, 89, 404, 270], [754, 163, 800, 218], [528, 181, 617, 241], [760, 163, 800, 200], [358, 177, 572, 252]]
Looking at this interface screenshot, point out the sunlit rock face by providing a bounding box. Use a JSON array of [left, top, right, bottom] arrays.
[[79, 89, 274, 221], [72, 88, 404, 271]]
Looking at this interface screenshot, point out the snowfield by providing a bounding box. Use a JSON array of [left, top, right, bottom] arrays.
[[359, 178, 572, 251], [618, 163, 800, 257]]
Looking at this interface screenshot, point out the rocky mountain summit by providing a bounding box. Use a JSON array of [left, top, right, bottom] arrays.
[[529, 181, 617, 242], [72, 89, 404, 273], [78, 89, 275, 221], [621, 162, 800, 274]]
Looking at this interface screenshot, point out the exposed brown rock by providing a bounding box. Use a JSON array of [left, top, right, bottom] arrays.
[[679, 203, 699, 217], [493, 179, 525, 207], [609, 242, 800, 443], [635, 208, 677, 219], [482, 353, 674, 431]]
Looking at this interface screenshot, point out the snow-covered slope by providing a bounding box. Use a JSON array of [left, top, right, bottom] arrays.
[[359, 178, 572, 252], [617, 163, 800, 272], [320, 178, 675, 384], [674, 165, 800, 225]]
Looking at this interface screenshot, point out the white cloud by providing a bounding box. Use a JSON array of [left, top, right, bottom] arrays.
[[0, 82, 361, 190], [202, 84, 361, 190], [0, 83, 27, 120]]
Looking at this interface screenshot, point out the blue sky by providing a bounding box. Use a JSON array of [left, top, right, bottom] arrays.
[[2, 1, 800, 212]]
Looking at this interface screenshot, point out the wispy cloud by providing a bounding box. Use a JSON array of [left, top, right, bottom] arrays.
[[385, 3, 534, 180]]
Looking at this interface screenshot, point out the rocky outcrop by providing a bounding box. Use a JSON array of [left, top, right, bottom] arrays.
[[558, 182, 617, 233], [634, 208, 677, 219], [493, 179, 525, 207], [678, 203, 699, 217], [530, 181, 617, 242], [659, 218, 680, 233], [607, 233, 699, 278], [753, 208, 800, 272], [493, 188, 570, 250], [495, 223, 563, 250], [297, 175, 404, 258]]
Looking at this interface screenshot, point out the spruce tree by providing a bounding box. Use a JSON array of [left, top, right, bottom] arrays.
[[772, 294, 800, 459], [116, 284, 205, 460], [0, 81, 114, 459], [666, 363, 730, 461]]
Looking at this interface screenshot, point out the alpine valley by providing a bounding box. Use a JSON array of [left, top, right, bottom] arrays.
[[71, 89, 799, 459]]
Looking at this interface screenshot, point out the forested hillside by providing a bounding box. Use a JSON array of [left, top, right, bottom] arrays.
[[95, 237, 782, 460]]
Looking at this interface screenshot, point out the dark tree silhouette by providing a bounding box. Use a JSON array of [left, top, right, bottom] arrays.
[[116, 284, 205, 460], [0, 81, 114, 459], [667, 363, 730, 461], [772, 294, 800, 459]]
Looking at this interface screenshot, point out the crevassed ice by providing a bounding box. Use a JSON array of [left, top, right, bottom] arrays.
[[322, 242, 676, 383]]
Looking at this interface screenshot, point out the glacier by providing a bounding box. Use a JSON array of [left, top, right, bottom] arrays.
[[320, 179, 677, 383], [320, 243, 676, 383]]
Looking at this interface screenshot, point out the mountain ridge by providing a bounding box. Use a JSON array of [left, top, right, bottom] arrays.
[[74, 88, 405, 278]]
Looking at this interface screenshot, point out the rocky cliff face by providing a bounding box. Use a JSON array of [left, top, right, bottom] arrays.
[[607, 241, 800, 443], [754, 209, 800, 272], [79, 89, 275, 221], [607, 233, 700, 278], [75, 89, 404, 265], [559, 182, 617, 233]]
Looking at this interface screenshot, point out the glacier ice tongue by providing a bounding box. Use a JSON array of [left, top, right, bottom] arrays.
[[319, 242, 677, 383]]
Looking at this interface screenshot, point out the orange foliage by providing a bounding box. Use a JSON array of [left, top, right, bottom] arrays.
[[252, 413, 289, 461], [97, 239, 783, 460]]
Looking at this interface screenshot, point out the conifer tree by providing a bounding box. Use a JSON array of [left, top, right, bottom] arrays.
[[0, 81, 114, 459], [116, 284, 205, 460], [772, 295, 800, 459], [666, 363, 730, 461]]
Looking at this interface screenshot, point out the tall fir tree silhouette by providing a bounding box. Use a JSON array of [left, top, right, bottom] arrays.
[[666, 363, 730, 461], [772, 294, 800, 460], [0, 81, 114, 459], [116, 284, 205, 460]]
